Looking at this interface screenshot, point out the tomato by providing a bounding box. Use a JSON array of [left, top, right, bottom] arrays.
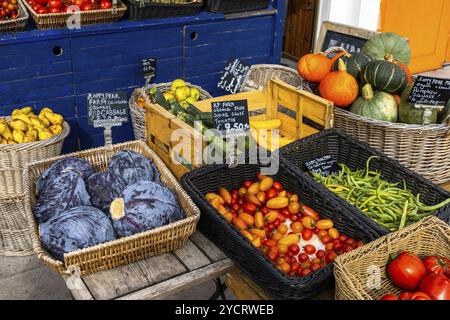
[[356, 241, 364, 248], [301, 216, 316, 229], [232, 217, 248, 230], [288, 202, 300, 214], [265, 188, 277, 201], [301, 268, 311, 277], [387, 252, 427, 291], [316, 219, 334, 230], [279, 262, 291, 274], [241, 203, 257, 214], [48, 0, 61, 7], [398, 292, 411, 300], [290, 221, 303, 233], [288, 244, 300, 255], [277, 244, 288, 254], [261, 206, 269, 214], [34, 0, 47, 4], [49, 6, 61, 12], [36, 6, 48, 13], [298, 253, 309, 262], [321, 235, 331, 245], [259, 177, 274, 192], [345, 238, 355, 246], [422, 256, 450, 276], [325, 243, 334, 251], [311, 263, 321, 272], [264, 211, 278, 224], [256, 192, 266, 204], [272, 232, 283, 242], [299, 204, 320, 220], [289, 214, 298, 222], [266, 196, 289, 209], [265, 239, 276, 247], [243, 180, 253, 188], [302, 229, 313, 241], [267, 251, 278, 261], [304, 245, 316, 255], [277, 224, 288, 235], [241, 230, 254, 241], [409, 291, 432, 300], [325, 251, 337, 263], [273, 219, 281, 228], [338, 235, 348, 242], [316, 250, 326, 259], [380, 294, 398, 300], [418, 273, 450, 300], [317, 230, 328, 238], [272, 181, 283, 192], [343, 245, 353, 253], [291, 262, 300, 274], [239, 187, 247, 197], [328, 227, 340, 239]]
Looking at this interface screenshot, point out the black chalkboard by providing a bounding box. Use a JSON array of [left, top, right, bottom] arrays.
[[217, 59, 251, 94], [304, 155, 340, 177], [87, 92, 129, 128], [321, 31, 366, 54], [407, 76, 450, 106], [142, 58, 156, 82], [212, 100, 250, 135]]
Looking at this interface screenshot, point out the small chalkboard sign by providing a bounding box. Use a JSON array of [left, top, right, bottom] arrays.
[[217, 58, 251, 94], [304, 155, 340, 177], [315, 21, 377, 54], [212, 99, 250, 135], [142, 58, 156, 83], [87, 92, 128, 127], [407, 76, 450, 107]]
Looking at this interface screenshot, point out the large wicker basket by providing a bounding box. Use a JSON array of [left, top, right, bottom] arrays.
[[0, 0, 29, 33], [333, 107, 450, 185], [24, 140, 200, 276], [334, 216, 450, 300], [241, 64, 307, 92], [130, 82, 212, 142], [23, 0, 126, 30]]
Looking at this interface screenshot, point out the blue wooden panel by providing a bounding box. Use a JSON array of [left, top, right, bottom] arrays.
[[0, 73, 73, 96], [1, 84, 74, 106], [62, 138, 80, 154], [0, 96, 75, 120], [0, 62, 72, 84]]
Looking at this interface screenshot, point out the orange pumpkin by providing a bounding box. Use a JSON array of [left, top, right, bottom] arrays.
[[319, 59, 359, 108], [330, 51, 348, 64], [297, 53, 332, 83]]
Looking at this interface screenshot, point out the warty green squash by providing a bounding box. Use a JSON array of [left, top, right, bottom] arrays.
[[350, 84, 398, 122], [362, 32, 411, 66]]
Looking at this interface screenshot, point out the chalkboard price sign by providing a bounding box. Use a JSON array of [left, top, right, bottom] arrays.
[[321, 31, 366, 53], [407, 76, 450, 106], [87, 92, 129, 128], [217, 59, 250, 94], [212, 99, 250, 135], [304, 155, 340, 177], [142, 58, 156, 83]]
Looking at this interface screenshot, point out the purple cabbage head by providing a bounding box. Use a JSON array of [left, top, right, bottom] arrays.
[[108, 150, 160, 185]]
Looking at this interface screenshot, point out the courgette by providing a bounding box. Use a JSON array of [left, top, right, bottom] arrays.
[[150, 89, 170, 111]]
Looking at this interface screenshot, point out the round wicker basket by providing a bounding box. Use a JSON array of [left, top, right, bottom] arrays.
[[130, 82, 213, 142], [0, 121, 70, 256]]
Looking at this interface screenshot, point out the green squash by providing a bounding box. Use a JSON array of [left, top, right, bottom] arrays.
[[350, 84, 398, 122], [438, 99, 450, 125], [362, 59, 408, 94], [399, 84, 439, 125], [332, 52, 372, 80], [362, 32, 411, 66]]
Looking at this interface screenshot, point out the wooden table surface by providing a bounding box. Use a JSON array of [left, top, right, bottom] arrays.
[[67, 232, 234, 300]]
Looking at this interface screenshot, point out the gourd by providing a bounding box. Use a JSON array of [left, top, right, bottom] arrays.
[[36, 157, 95, 194], [331, 52, 372, 80], [297, 53, 332, 83], [362, 56, 408, 94], [330, 50, 347, 65], [40, 206, 115, 261], [362, 32, 411, 66], [108, 150, 160, 186], [34, 170, 92, 224], [438, 100, 450, 125], [87, 171, 127, 212], [399, 84, 439, 125], [110, 181, 185, 238], [319, 59, 359, 107], [350, 84, 398, 122]]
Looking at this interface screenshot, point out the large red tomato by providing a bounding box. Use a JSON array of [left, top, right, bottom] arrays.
[[422, 256, 450, 276], [387, 252, 427, 291], [380, 294, 398, 300], [418, 273, 450, 300]]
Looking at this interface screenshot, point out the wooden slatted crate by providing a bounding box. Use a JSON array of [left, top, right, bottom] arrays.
[[145, 79, 334, 178]]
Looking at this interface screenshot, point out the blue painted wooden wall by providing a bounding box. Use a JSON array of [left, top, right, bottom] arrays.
[[0, 0, 286, 153]]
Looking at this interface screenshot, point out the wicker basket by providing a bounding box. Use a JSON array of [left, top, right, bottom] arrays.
[[0, 121, 70, 195], [280, 129, 450, 237], [334, 216, 450, 300], [130, 82, 212, 142], [0, 0, 29, 33], [334, 107, 450, 185], [205, 0, 270, 14], [241, 64, 308, 92], [125, 0, 203, 20], [23, 0, 126, 30], [181, 162, 379, 300], [24, 140, 200, 276]]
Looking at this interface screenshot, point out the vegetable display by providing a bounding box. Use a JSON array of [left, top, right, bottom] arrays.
[[25, 0, 113, 14], [362, 32, 411, 66], [297, 53, 332, 83], [312, 156, 450, 231], [0, 106, 64, 144], [35, 150, 185, 261], [0, 0, 19, 20], [331, 52, 372, 80], [350, 84, 398, 122], [362, 57, 408, 94], [204, 174, 363, 278], [381, 252, 450, 300]]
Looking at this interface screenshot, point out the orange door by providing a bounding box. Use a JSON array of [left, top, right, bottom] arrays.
[[379, 0, 450, 73]]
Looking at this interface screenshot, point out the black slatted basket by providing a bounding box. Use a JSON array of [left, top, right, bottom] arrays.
[[205, 0, 270, 14], [279, 129, 450, 237], [125, 0, 203, 20], [181, 162, 379, 300]]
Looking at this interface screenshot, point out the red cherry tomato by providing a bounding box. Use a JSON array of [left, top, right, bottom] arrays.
[[288, 244, 300, 255], [298, 253, 309, 262], [302, 229, 313, 241], [265, 188, 277, 201], [310, 263, 321, 272], [243, 180, 252, 188], [304, 245, 316, 255], [290, 263, 300, 274], [321, 235, 332, 244], [48, 0, 61, 7], [289, 214, 298, 222], [49, 6, 60, 12], [299, 204, 320, 220], [316, 250, 326, 259], [325, 251, 337, 263], [301, 268, 311, 277], [272, 181, 283, 192], [36, 6, 48, 13]]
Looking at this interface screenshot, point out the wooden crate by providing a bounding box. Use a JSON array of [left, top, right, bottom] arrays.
[[145, 78, 334, 178]]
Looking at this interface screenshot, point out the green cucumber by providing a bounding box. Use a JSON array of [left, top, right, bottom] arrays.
[[150, 89, 170, 111]]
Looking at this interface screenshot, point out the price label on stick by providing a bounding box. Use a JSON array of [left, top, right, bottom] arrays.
[[304, 155, 340, 177], [217, 58, 250, 94], [212, 100, 250, 136], [407, 76, 450, 107], [142, 58, 156, 83]]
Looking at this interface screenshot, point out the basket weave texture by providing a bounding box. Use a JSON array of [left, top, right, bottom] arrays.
[[241, 64, 307, 92], [205, 0, 270, 14], [334, 216, 450, 300], [181, 162, 379, 300], [280, 129, 450, 237], [0, 0, 29, 33], [23, 0, 126, 30], [130, 82, 212, 142], [125, 0, 203, 20], [24, 140, 200, 276]]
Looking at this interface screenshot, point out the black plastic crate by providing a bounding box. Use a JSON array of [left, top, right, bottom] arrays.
[[125, 0, 203, 20], [181, 162, 379, 300], [280, 129, 450, 237], [205, 0, 270, 14]]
